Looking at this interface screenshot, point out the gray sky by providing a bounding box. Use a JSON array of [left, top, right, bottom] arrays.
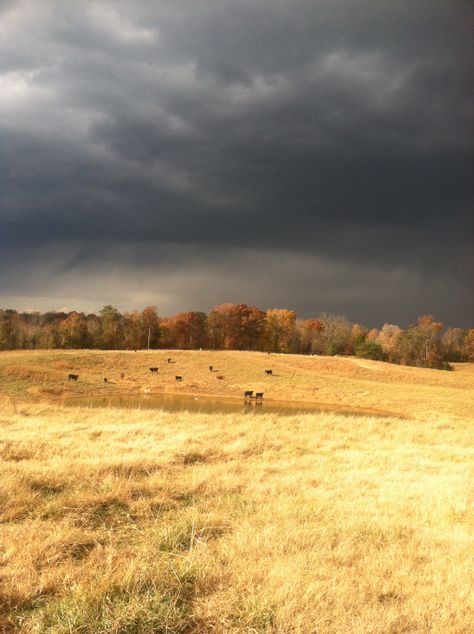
[[1, 0, 472, 326]]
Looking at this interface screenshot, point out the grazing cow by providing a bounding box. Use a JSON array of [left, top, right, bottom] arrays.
[[255, 392, 264, 400], [68, 373, 78, 381], [217, 375, 224, 380], [244, 390, 253, 399], [149, 367, 159, 373], [175, 375, 182, 381], [265, 369, 273, 375], [209, 365, 213, 372]]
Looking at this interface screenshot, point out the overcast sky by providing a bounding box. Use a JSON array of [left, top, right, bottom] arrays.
[[1, 0, 472, 326]]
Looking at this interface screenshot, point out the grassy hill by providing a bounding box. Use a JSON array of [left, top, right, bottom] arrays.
[[1, 348, 473, 421], [0, 350, 473, 632]]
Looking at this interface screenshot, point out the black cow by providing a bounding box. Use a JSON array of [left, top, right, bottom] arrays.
[[68, 373, 78, 381], [265, 369, 273, 375], [104, 378, 108, 383], [149, 367, 159, 373], [255, 392, 264, 400], [244, 390, 253, 399], [167, 358, 172, 363], [209, 365, 213, 372], [175, 375, 182, 381]]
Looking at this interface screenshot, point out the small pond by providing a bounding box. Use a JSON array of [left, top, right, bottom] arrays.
[[63, 393, 394, 418]]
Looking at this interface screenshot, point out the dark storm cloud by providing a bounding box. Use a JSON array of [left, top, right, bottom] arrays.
[[0, 0, 472, 325]]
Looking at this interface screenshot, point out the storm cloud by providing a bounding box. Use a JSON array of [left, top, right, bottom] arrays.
[[1, 0, 472, 325]]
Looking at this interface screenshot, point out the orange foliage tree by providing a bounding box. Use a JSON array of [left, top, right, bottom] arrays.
[[160, 311, 207, 349], [58, 312, 89, 348], [124, 306, 160, 349], [299, 319, 324, 354], [207, 304, 265, 350], [264, 309, 297, 353]]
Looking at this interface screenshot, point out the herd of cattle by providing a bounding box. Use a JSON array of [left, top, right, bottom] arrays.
[[68, 362, 274, 400]]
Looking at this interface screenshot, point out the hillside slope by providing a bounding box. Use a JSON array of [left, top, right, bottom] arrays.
[[1, 349, 473, 422]]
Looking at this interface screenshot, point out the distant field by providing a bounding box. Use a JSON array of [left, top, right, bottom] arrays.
[[0, 351, 473, 632], [1, 349, 473, 420]]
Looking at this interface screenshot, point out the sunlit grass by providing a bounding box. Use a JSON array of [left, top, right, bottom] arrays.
[[1, 400, 473, 632], [0, 349, 473, 422]]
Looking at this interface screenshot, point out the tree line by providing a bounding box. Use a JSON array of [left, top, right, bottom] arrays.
[[1, 304, 473, 369]]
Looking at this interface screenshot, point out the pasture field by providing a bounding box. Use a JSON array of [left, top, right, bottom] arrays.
[[0, 350, 473, 632], [0, 348, 473, 421]]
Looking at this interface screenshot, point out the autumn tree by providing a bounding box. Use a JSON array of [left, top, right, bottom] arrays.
[[123, 311, 144, 349], [13, 312, 34, 348], [463, 329, 474, 362], [158, 317, 174, 348], [58, 312, 90, 348], [366, 328, 379, 342], [37, 312, 64, 348], [299, 319, 324, 354], [350, 323, 368, 355], [99, 305, 125, 349], [314, 313, 352, 355], [17, 312, 43, 348], [160, 311, 207, 349], [206, 304, 265, 350], [86, 314, 102, 348], [175, 311, 207, 349], [237, 305, 266, 350], [123, 306, 160, 350], [399, 315, 443, 367], [37, 323, 60, 349], [264, 309, 297, 353], [440, 327, 467, 361], [141, 306, 160, 348], [207, 304, 239, 349], [0, 310, 16, 349], [376, 324, 403, 363]]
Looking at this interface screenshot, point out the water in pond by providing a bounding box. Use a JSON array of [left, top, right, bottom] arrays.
[[63, 393, 393, 418]]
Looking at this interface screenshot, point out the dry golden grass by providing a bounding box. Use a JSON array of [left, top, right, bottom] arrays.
[[0, 349, 473, 421], [0, 351, 473, 632]]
